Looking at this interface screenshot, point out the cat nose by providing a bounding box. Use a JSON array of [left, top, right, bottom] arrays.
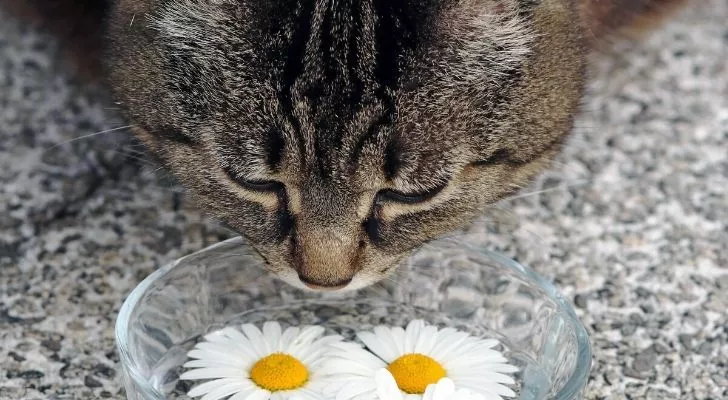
[[291, 227, 362, 291], [297, 274, 352, 291]]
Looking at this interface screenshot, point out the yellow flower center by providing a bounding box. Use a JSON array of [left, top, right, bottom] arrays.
[[249, 353, 309, 391], [387, 353, 447, 394]]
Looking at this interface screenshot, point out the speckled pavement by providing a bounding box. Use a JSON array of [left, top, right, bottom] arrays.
[[1, 2, 726, 399]]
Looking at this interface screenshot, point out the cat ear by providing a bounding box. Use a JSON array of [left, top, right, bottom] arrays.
[[451, 0, 521, 16], [580, 0, 688, 42], [115, 0, 155, 15]]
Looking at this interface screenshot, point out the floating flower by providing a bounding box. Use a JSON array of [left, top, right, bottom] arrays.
[[375, 369, 486, 400], [181, 321, 343, 400], [321, 320, 518, 400]]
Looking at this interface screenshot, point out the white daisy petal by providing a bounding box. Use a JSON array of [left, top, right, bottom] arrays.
[[375, 369, 402, 400], [294, 387, 327, 400], [184, 359, 243, 369], [337, 379, 381, 400], [181, 367, 244, 380], [449, 371, 516, 385], [465, 363, 520, 374], [300, 350, 336, 367], [459, 385, 510, 400], [456, 380, 517, 397], [200, 381, 249, 400], [404, 320, 425, 353], [422, 384, 437, 400], [335, 351, 386, 371], [324, 376, 378, 397], [296, 334, 344, 362], [335, 352, 386, 371], [192, 341, 236, 354], [278, 326, 301, 350], [263, 321, 282, 351], [296, 326, 326, 345], [202, 329, 233, 343], [358, 331, 397, 362], [317, 358, 381, 376], [241, 324, 270, 355], [429, 327, 457, 344], [187, 379, 240, 397], [314, 334, 345, 347], [463, 343, 509, 357], [462, 352, 511, 364], [389, 327, 407, 355], [430, 377, 455, 398], [375, 326, 404, 359], [428, 331, 472, 361], [219, 327, 251, 342], [194, 342, 256, 363], [245, 388, 271, 400], [227, 386, 258, 400], [286, 326, 324, 357], [187, 348, 234, 361], [413, 326, 439, 355], [221, 329, 265, 360], [445, 356, 513, 372], [455, 391, 485, 400]]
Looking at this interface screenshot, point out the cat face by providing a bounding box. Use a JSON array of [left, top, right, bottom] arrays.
[[106, 0, 585, 291]]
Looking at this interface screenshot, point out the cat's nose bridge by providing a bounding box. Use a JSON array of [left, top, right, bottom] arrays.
[[297, 182, 360, 224], [291, 223, 363, 290], [312, 226, 350, 244]]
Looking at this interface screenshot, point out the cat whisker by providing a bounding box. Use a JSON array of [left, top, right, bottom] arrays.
[[503, 179, 591, 202], [111, 151, 157, 167], [44, 125, 135, 151], [118, 144, 150, 155], [475, 207, 555, 251], [417, 231, 477, 254], [140, 166, 169, 181], [147, 185, 186, 194], [367, 272, 406, 292], [206, 221, 242, 237]]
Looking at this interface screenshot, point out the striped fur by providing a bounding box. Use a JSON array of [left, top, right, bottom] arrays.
[[1, 0, 688, 290], [107, 0, 575, 290]]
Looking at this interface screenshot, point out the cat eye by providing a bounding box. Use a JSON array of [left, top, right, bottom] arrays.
[[473, 149, 520, 166], [377, 183, 447, 204], [223, 167, 283, 193], [237, 179, 283, 192]]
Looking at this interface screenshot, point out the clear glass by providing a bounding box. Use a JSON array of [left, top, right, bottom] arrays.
[[115, 237, 591, 400]]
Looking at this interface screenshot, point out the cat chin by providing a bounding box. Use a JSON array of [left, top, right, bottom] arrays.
[[272, 268, 381, 294]]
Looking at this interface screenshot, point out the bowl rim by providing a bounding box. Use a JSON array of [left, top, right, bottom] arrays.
[[115, 237, 592, 400], [479, 248, 593, 399]]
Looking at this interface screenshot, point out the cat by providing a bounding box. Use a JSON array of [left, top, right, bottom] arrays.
[[1, 0, 687, 291]]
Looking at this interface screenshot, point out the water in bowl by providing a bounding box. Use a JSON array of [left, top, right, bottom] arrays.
[[143, 300, 552, 400]]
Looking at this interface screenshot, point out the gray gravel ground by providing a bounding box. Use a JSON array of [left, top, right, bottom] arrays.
[[1, 1, 726, 399]]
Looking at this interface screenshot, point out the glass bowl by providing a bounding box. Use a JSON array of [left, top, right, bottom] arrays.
[[115, 237, 591, 400]]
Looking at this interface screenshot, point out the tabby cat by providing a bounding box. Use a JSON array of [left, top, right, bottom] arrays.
[[2, 0, 687, 290]]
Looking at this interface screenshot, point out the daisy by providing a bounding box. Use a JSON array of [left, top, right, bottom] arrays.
[[180, 321, 343, 400], [321, 320, 518, 400], [375, 369, 486, 400]]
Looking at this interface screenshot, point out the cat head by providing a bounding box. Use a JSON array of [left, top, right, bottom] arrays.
[[106, 0, 585, 291]]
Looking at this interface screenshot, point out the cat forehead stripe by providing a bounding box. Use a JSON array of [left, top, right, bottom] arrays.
[[276, 0, 438, 177], [152, 0, 534, 182]]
